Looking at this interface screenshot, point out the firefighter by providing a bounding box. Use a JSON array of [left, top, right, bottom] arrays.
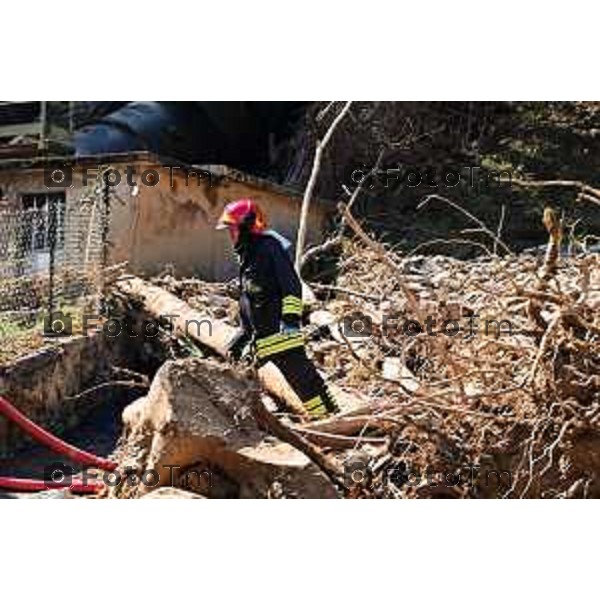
[[216, 198, 339, 418]]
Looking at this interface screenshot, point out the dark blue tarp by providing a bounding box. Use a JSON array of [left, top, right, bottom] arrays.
[[74, 101, 305, 170]]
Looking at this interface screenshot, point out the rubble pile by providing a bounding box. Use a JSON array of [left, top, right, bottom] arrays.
[[114, 218, 600, 499], [306, 231, 600, 498]]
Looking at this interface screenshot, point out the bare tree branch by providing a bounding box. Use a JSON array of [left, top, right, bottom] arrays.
[[417, 194, 514, 256], [295, 101, 353, 271]]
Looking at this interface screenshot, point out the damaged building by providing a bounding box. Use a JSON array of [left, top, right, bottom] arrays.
[[0, 101, 329, 293]]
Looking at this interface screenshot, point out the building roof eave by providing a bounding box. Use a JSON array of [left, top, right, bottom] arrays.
[[0, 151, 336, 209]]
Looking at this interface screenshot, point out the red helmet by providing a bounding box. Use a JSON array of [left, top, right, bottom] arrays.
[[216, 199, 267, 234]]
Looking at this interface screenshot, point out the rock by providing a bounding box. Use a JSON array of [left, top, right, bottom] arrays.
[[142, 487, 205, 499], [120, 358, 337, 499], [381, 357, 420, 392]]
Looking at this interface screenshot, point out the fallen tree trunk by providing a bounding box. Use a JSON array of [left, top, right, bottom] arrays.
[[117, 275, 236, 355], [116, 275, 308, 414], [115, 276, 369, 416]]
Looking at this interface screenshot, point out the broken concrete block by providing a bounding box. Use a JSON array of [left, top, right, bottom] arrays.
[[120, 358, 337, 499], [141, 487, 205, 499]]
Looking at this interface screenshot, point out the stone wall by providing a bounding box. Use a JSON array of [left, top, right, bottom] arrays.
[[0, 333, 122, 455]]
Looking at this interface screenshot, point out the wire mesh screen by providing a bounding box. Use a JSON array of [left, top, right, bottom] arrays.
[[0, 193, 105, 318]]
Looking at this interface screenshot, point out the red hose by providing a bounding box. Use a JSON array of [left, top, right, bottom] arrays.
[[0, 476, 103, 494], [0, 395, 117, 471]]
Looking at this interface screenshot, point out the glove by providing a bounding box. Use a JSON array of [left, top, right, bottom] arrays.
[[280, 321, 300, 335]]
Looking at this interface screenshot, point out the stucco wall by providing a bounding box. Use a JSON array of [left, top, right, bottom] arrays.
[[0, 159, 329, 281]]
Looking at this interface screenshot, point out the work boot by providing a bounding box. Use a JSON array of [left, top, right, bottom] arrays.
[[322, 388, 340, 415], [303, 390, 339, 419]]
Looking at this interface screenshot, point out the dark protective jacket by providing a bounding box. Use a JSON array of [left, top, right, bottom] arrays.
[[236, 232, 304, 360], [232, 230, 339, 417]]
